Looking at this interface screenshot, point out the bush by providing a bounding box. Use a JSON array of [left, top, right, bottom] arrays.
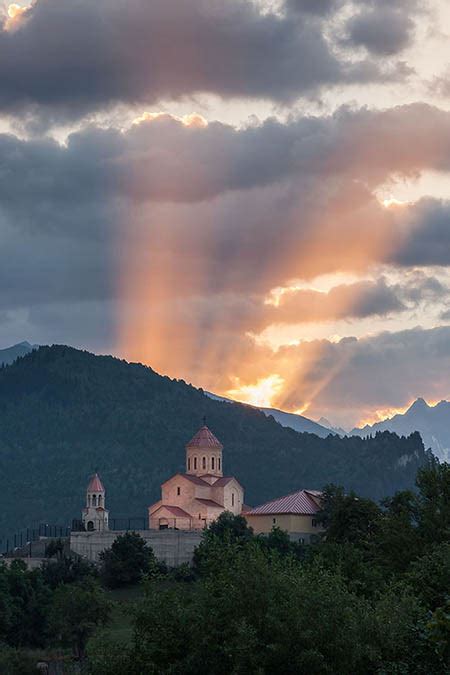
[[99, 532, 159, 588]]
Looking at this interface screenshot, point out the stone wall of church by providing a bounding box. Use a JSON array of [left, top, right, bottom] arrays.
[[70, 529, 202, 566]]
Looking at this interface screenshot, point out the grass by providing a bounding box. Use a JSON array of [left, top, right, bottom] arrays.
[[102, 584, 145, 641]]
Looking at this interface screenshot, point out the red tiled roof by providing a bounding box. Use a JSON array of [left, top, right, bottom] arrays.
[[157, 505, 192, 519], [195, 498, 223, 509], [213, 476, 242, 488], [247, 490, 322, 516], [186, 425, 223, 450], [181, 473, 210, 486], [87, 473, 105, 493], [161, 473, 209, 487]]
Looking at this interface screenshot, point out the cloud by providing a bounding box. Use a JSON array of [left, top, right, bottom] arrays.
[[344, 6, 415, 56], [266, 279, 406, 324], [280, 325, 450, 426], [0, 0, 409, 120]]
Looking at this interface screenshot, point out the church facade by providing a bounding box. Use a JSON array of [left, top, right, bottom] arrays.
[[148, 424, 245, 530]]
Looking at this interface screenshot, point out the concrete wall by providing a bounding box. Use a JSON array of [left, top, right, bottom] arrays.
[[70, 529, 202, 566]]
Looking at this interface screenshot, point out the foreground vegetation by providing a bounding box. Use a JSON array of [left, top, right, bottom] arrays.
[[0, 345, 429, 537], [0, 462, 449, 673]]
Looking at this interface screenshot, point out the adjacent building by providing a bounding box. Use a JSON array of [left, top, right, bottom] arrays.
[[148, 423, 245, 530], [245, 489, 323, 542]]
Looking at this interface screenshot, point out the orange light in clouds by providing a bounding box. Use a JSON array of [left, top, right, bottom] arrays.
[[132, 111, 208, 128], [5, 3, 28, 30], [226, 374, 284, 408]]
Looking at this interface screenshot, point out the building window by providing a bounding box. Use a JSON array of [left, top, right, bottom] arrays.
[[211, 456, 215, 470], [299, 538, 305, 545], [177, 486, 181, 496], [194, 457, 197, 470], [312, 519, 317, 527], [273, 517, 276, 524], [92, 495, 96, 507], [202, 456, 206, 470], [231, 493, 235, 507], [218, 457, 221, 471], [98, 495, 102, 507], [87, 521, 94, 531], [188, 457, 191, 471], [199, 513, 202, 520]]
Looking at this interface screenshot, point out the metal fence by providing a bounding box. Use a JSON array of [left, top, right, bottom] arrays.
[[0, 515, 149, 556]]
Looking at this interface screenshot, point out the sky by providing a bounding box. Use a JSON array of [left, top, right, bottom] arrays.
[[1, 0, 450, 428]]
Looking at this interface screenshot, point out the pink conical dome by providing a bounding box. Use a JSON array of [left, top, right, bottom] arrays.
[[87, 473, 105, 493], [186, 425, 223, 450]]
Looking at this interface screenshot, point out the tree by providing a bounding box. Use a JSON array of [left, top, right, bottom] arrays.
[[99, 532, 158, 588], [45, 538, 65, 561], [49, 579, 111, 660], [317, 484, 381, 545], [416, 461, 450, 544], [41, 554, 97, 589], [193, 511, 254, 575]]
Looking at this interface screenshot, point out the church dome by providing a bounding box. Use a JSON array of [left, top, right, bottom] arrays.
[[87, 473, 105, 493], [186, 425, 223, 450]]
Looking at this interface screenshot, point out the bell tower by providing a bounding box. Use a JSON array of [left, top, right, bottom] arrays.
[[82, 473, 109, 532], [186, 421, 223, 478]]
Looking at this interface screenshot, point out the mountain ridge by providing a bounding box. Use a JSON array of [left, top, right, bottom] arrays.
[[352, 398, 450, 461], [0, 345, 429, 538]]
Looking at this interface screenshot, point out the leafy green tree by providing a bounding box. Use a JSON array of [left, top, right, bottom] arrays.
[[317, 484, 381, 545], [99, 532, 158, 588], [45, 538, 65, 560], [426, 600, 450, 668], [407, 543, 450, 610], [0, 560, 50, 648], [416, 461, 450, 544], [373, 490, 421, 574], [193, 511, 254, 575], [49, 579, 111, 660], [41, 555, 97, 589]]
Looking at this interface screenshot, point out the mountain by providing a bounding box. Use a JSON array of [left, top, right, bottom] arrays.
[[0, 346, 429, 540], [318, 417, 347, 436], [352, 398, 450, 462], [0, 341, 36, 366], [206, 392, 332, 437]]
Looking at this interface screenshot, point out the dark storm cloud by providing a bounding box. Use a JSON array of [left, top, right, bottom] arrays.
[[2, 103, 450, 210], [0, 0, 407, 119], [268, 279, 406, 325], [285, 0, 337, 16], [344, 7, 414, 56], [276, 325, 450, 425], [391, 199, 450, 268], [2, 102, 450, 354]]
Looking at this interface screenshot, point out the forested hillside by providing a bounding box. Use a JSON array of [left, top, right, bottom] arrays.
[[0, 346, 429, 537]]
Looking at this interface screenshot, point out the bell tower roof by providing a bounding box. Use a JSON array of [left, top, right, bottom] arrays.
[[186, 425, 223, 450], [87, 472, 105, 493]]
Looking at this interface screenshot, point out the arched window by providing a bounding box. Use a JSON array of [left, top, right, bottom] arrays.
[[202, 456, 206, 470], [194, 457, 197, 470], [177, 486, 181, 496], [231, 492, 235, 507], [92, 494, 97, 507], [188, 457, 191, 471], [98, 495, 102, 507], [87, 521, 94, 531], [211, 456, 215, 471]]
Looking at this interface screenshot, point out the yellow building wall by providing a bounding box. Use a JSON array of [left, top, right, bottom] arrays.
[[245, 513, 322, 535]]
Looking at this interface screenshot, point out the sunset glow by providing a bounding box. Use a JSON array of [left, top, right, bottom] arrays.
[[2, 0, 450, 431]]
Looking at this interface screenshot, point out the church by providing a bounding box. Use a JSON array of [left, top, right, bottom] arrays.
[[148, 422, 245, 530]]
